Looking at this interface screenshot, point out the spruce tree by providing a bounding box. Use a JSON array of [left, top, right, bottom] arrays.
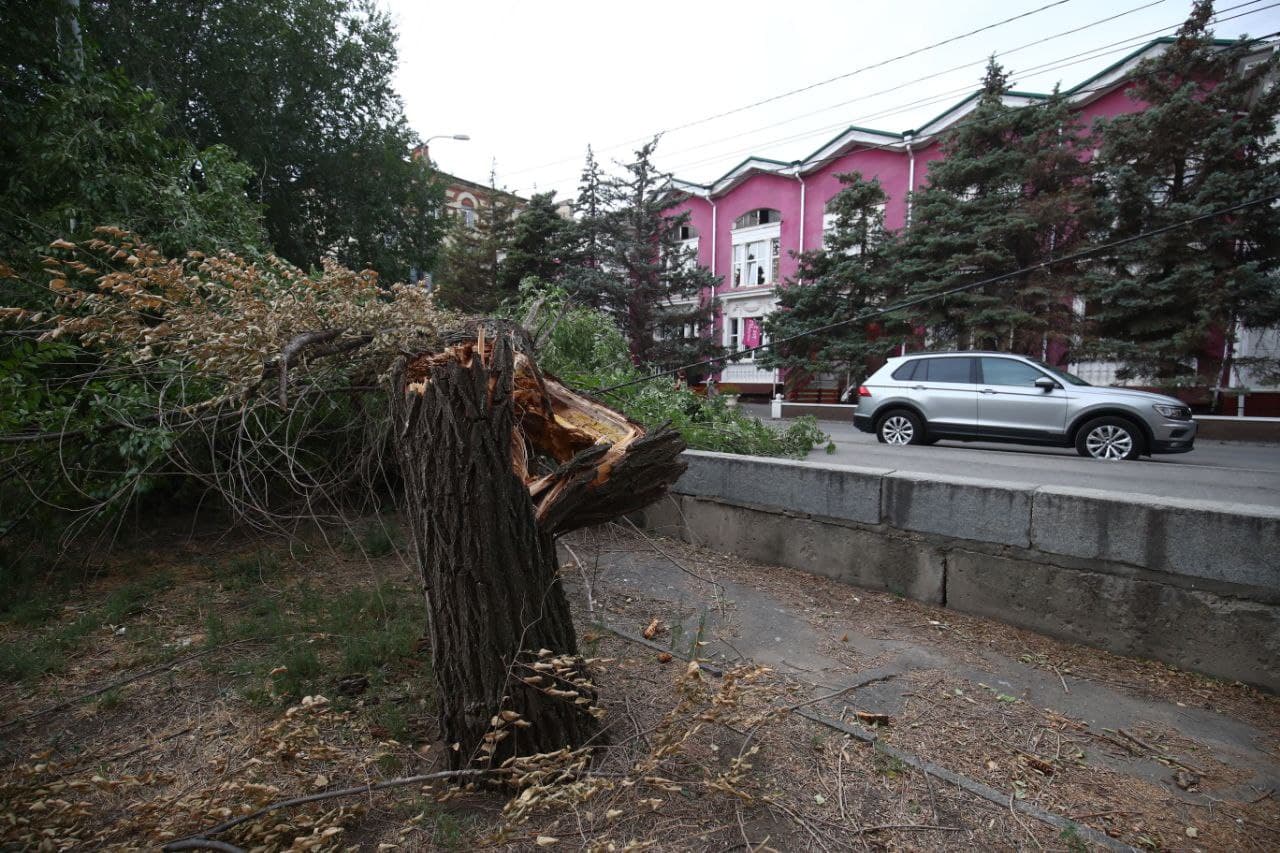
[[761, 173, 904, 382], [895, 59, 1098, 356], [433, 176, 518, 313], [1086, 0, 1280, 392], [562, 146, 614, 309], [498, 191, 569, 293], [598, 140, 722, 369]]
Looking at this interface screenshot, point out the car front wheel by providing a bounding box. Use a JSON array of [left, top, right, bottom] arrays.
[[1075, 417, 1144, 461], [876, 410, 925, 446]]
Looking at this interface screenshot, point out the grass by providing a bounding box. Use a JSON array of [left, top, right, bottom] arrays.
[[340, 521, 403, 559], [0, 549, 72, 626], [0, 571, 174, 682], [199, 550, 428, 716], [214, 549, 282, 591]]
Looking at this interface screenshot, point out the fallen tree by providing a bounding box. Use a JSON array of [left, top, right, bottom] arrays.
[[2, 235, 687, 766], [391, 322, 686, 767]]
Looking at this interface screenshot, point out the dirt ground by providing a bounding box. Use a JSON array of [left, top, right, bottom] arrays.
[[1, 518, 1277, 851]]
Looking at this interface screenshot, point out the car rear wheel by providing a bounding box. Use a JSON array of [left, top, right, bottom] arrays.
[[876, 410, 925, 446], [1075, 417, 1144, 461]]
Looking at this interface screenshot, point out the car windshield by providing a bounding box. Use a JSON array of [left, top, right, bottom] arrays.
[[1029, 360, 1090, 386]]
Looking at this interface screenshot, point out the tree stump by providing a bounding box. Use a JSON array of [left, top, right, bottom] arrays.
[[390, 324, 686, 769]]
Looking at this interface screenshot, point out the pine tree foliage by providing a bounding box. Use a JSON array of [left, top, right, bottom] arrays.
[[498, 191, 569, 293], [1085, 0, 1280, 385], [761, 173, 904, 378], [594, 141, 722, 369], [433, 181, 519, 314], [562, 146, 614, 310], [895, 58, 1099, 354]]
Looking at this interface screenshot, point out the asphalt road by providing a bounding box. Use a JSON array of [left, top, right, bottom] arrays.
[[741, 405, 1280, 507]]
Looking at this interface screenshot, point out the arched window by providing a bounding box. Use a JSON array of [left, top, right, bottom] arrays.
[[732, 208, 781, 230]]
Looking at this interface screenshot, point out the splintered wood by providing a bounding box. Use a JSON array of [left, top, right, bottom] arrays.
[[402, 325, 686, 538]]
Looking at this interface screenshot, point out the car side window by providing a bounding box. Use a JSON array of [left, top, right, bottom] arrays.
[[923, 357, 974, 383], [980, 357, 1045, 386], [891, 361, 919, 381]]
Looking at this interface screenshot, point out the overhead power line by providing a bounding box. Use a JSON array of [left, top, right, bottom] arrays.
[[587, 192, 1280, 395], [662, 0, 1272, 177], [523, 0, 1273, 194], [662, 18, 1279, 185], [504, 0, 1082, 180], [650, 0, 1176, 173]]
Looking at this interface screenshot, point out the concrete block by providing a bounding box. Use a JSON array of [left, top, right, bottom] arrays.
[[882, 472, 1034, 548], [674, 450, 888, 525], [655, 495, 945, 605], [1031, 487, 1280, 591], [946, 548, 1280, 691]]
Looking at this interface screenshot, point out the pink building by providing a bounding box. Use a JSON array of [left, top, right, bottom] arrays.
[[662, 37, 1280, 406]]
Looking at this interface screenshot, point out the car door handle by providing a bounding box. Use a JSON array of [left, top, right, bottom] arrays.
[[980, 388, 998, 394], [911, 385, 925, 391]]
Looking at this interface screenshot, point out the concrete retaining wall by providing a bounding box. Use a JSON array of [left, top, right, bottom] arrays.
[[639, 450, 1280, 691]]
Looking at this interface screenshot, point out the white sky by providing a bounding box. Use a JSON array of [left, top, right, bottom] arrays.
[[387, 0, 1280, 199]]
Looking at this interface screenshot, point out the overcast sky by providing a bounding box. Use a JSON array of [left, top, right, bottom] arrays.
[[386, 0, 1279, 199]]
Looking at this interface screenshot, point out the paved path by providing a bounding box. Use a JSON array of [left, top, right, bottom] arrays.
[[566, 531, 1280, 846], [741, 404, 1280, 507]]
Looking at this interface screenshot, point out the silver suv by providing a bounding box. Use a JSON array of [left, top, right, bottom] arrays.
[[852, 353, 1196, 460]]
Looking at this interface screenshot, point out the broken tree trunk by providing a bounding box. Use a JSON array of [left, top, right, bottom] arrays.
[[390, 323, 686, 769]]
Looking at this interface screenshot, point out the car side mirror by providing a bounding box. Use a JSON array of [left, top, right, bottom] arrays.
[[1034, 376, 1059, 392]]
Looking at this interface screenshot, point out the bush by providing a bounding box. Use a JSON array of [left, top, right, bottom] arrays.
[[521, 283, 829, 459]]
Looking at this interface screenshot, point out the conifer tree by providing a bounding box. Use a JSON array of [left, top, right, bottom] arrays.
[[498, 191, 568, 293], [896, 59, 1098, 356], [1085, 0, 1280, 392], [433, 176, 518, 313], [598, 140, 722, 369], [562, 146, 613, 309], [762, 173, 904, 381]]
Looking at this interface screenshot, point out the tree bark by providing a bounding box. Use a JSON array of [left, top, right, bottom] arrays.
[[390, 323, 685, 770]]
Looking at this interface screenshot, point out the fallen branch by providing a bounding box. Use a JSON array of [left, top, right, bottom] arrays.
[[163, 841, 246, 853], [594, 620, 1139, 853], [162, 768, 507, 850], [855, 823, 965, 834]]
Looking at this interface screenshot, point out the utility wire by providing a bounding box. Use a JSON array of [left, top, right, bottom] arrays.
[[658, 3, 1278, 178], [587, 192, 1280, 395], [663, 18, 1279, 186], [523, 0, 1273, 193], [653, 0, 1178, 173], [504, 0, 1082, 180]]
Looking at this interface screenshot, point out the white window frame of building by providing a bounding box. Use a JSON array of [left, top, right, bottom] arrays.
[[731, 222, 782, 288], [723, 316, 769, 361]]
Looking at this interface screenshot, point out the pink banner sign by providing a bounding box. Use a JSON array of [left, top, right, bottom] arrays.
[[742, 317, 763, 349]]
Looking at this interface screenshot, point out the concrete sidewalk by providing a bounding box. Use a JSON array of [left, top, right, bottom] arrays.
[[563, 529, 1280, 847]]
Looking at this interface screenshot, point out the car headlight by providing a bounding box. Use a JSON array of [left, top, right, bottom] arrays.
[[1152, 404, 1191, 420]]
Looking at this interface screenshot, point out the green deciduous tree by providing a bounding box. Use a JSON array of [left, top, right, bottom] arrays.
[[762, 172, 903, 384], [1085, 0, 1280, 392], [83, 0, 447, 280], [895, 59, 1098, 355], [0, 0, 265, 277]]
